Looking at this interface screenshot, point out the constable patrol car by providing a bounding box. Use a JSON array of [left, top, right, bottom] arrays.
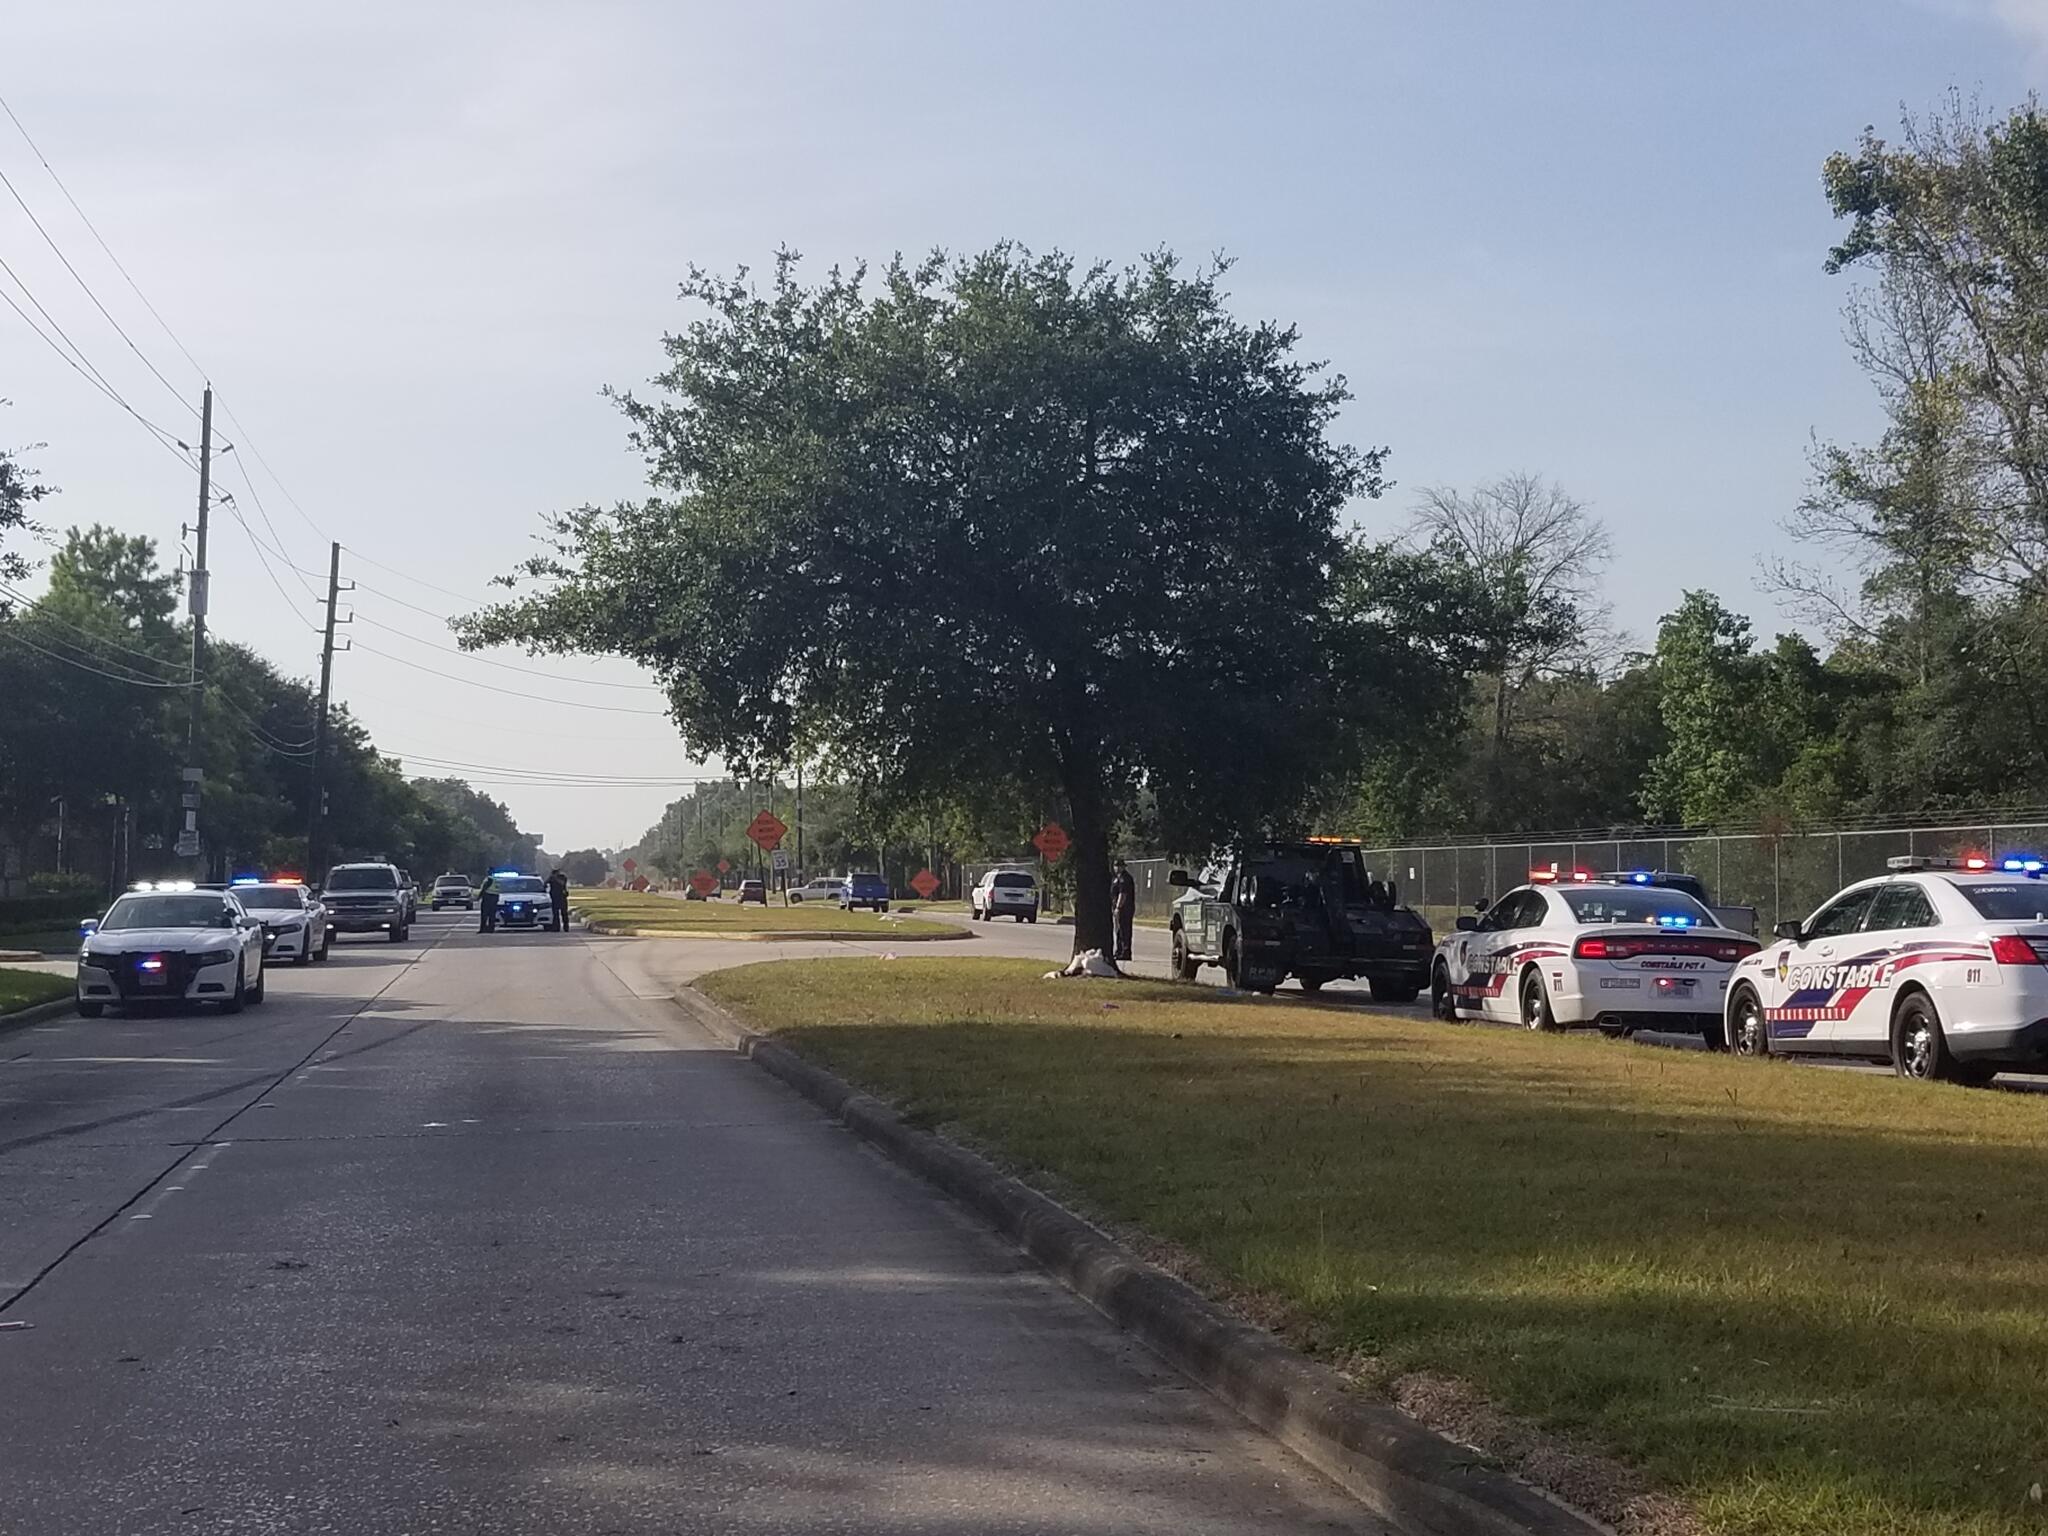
[[75, 881, 268, 1017], [228, 876, 332, 965], [1724, 854, 2048, 1083], [1430, 868, 1757, 1039]]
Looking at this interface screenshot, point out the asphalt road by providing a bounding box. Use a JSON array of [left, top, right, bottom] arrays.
[[0, 910, 1385, 1536]]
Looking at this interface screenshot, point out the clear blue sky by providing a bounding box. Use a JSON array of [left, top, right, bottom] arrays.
[[3, 1, 2039, 847]]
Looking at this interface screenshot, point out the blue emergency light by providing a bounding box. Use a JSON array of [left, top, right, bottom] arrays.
[[231, 876, 261, 886], [2002, 855, 2045, 876], [1631, 871, 1652, 884], [1655, 913, 1694, 928], [491, 869, 521, 879]]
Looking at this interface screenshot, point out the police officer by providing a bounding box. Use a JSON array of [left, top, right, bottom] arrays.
[[1110, 857, 1137, 963], [477, 873, 500, 934], [546, 867, 570, 933]]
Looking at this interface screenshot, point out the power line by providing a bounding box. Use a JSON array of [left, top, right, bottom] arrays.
[[0, 159, 197, 416], [0, 584, 188, 677], [344, 545, 490, 607], [349, 639, 671, 714], [0, 622, 194, 687], [350, 609, 664, 691]]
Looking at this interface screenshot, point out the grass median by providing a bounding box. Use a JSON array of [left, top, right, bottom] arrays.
[[0, 966, 71, 1016], [699, 955, 2048, 1536], [570, 887, 957, 939]]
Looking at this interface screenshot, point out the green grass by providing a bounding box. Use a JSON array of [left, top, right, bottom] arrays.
[[0, 967, 72, 1015], [699, 956, 2048, 1536], [571, 887, 956, 938]]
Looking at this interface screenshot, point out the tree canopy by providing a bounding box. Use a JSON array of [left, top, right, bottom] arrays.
[[462, 246, 1417, 951]]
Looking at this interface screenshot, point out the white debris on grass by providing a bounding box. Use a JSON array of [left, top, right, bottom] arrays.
[[1042, 948, 1123, 980]]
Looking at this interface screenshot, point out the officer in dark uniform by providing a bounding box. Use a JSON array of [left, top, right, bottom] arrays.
[[1111, 858, 1137, 962], [546, 868, 570, 933]]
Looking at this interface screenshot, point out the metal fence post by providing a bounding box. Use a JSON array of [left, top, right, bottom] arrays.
[[1773, 838, 1781, 929]]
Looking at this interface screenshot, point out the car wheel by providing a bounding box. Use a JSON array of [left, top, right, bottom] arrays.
[[1298, 974, 1326, 994], [389, 924, 407, 942], [77, 998, 105, 1019], [220, 971, 245, 1015], [1520, 969, 1560, 1032], [248, 966, 266, 1004], [293, 943, 312, 967], [1431, 962, 1459, 1021], [1727, 984, 1770, 1058], [1892, 991, 1978, 1083], [1026, 912, 1037, 924], [1374, 981, 1421, 1004], [1170, 924, 1201, 981]]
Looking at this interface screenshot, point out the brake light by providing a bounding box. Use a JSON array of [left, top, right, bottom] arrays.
[[1990, 935, 2048, 966], [1575, 935, 1757, 962]]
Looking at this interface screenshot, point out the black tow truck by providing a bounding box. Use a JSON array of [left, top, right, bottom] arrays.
[[1166, 838, 1434, 1000]]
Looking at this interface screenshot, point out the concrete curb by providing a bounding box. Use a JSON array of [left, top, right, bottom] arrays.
[[671, 986, 1607, 1536], [0, 995, 78, 1035], [581, 920, 970, 944]]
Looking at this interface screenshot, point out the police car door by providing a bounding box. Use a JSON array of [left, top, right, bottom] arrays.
[[1831, 881, 1936, 1051], [1771, 884, 1880, 1048], [1468, 890, 1541, 1021]]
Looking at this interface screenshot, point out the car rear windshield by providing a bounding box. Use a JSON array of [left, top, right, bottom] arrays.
[[101, 895, 234, 931], [327, 866, 397, 891], [234, 886, 304, 910], [1558, 887, 1716, 926], [435, 878, 469, 889], [849, 873, 886, 886], [992, 872, 1036, 889], [1955, 882, 2048, 921]]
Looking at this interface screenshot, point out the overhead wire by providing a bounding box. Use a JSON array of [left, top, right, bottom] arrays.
[[349, 609, 663, 691], [349, 639, 670, 714], [0, 622, 193, 687], [0, 583, 188, 677]]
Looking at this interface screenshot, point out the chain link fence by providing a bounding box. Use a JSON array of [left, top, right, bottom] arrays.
[[1353, 821, 2048, 936]]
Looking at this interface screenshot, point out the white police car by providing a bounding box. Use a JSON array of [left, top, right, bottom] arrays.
[[228, 877, 332, 965], [1724, 854, 2048, 1083], [75, 881, 268, 1017], [1431, 868, 1758, 1039]]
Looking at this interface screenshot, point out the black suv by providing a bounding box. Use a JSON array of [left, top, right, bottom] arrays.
[[1167, 840, 1433, 1000]]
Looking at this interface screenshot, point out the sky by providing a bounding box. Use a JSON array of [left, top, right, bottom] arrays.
[[2, 1, 2041, 850]]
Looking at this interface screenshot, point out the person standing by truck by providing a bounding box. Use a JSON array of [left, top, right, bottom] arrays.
[[1111, 857, 1137, 962]]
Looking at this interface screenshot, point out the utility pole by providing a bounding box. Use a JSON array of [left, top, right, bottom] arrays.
[[186, 386, 212, 747], [307, 542, 351, 876]]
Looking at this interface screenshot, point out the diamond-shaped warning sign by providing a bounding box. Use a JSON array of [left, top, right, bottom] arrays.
[[690, 871, 717, 896], [1032, 822, 1069, 861], [910, 868, 940, 900], [746, 810, 788, 852]]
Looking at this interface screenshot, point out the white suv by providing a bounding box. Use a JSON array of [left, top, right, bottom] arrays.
[[788, 877, 842, 904], [971, 869, 1040, 923]]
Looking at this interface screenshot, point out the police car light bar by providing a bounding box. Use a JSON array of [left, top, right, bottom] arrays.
[[1886, 853, 2046, 877], [129, 879, 199, 893], [1529, 866, 1594, 883], [231, 877, 261, 886]]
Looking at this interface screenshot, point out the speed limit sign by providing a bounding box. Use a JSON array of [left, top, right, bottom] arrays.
[[771, 849, 790, 872]]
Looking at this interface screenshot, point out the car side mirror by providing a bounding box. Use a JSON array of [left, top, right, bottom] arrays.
[[78, 918, 99, 938], [1472, 898, 1490, 912], [1772, 920, 1805, 941], [1455, 915, 1479, 932], [1168, 869, 1191, 887]]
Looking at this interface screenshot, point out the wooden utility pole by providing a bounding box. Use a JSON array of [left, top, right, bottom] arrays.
[[307, 542, 349, 876], [186, 386, 212, 748]]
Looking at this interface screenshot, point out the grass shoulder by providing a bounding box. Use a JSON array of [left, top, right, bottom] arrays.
[[698, 954, 2048, 1536], [571, 887, 956, 939], [0, 966, 73, 1015]]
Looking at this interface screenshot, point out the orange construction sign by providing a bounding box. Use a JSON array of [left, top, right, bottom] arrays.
[[746, 810, 788, 852], [909, 868, 940, 900], [1032, 822, 1070, 861]]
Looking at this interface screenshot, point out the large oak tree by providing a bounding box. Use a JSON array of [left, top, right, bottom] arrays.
[[461, 247, 1382, 953]]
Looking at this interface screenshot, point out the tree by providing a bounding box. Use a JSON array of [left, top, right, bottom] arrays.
[[461, 247, 1383, 953], [0, 431, 50, 614], [1641, 593, 1759, 826], [560, 848, 610, 886]]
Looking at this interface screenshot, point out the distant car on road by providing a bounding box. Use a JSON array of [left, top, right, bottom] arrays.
[[76, 883, 268, 1016], [736, 879, 768, 906], [229, 878, 331, 965], [492, 875, 555, 930], [322, 862, 410, 943], [970, 868, 1039, 923], [431, 874, 474, 910], [838, 872, 890, 913], [787, 876, 842, 904]]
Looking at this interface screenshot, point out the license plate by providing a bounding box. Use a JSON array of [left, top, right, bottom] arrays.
[[138, 971, 168, 989], [1656, 977, 1697, 996]]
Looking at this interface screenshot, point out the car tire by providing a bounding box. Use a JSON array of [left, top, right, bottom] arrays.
[[390, 924, 408, 943], [77, 998, 105, 1018], [1224, 933, 1276, 994], [1892, 991, 1979, 1083], [293, 943, 312, 967], [1519, 969, 1560, 1032], [1431, 961, 1459, 1021], [1169, 924, 1201, 981], [1298, 975, 1326, 994], [220, 971, 245, 1015], [1374, 981, 1420, 1005], [1026, 912, 1037, 924], [248, 967, 266, 1004]]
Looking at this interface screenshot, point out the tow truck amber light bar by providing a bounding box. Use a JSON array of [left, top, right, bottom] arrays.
[[1530, 867, 1593, 883]]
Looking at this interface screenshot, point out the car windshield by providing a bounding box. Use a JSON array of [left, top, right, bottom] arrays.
[[1558, 887, 1717, 926], [100, 895, 235, 931], [328, 867, 397, 891], [436, 878, 469, 889], [499, 877, 545, 894], [1955, 882, 2048, 921], [233, 885, 304, 910], [993, 872, 1035, 889]]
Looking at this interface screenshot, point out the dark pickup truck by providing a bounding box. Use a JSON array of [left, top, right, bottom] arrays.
[[1167, 840, 1434, 1000]]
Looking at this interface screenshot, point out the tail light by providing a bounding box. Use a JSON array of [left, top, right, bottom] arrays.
[[1990, 935, 2048, 966], [1575, 935, 1759, 962]]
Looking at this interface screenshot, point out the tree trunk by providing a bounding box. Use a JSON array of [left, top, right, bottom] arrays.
[[1061, 766, 1116, 959]]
